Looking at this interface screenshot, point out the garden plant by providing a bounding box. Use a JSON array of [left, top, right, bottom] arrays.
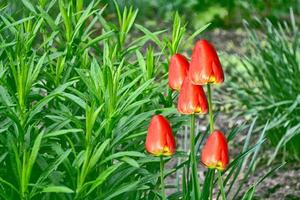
[[227, 12, 300, 161], [0, 0, 288, 199]]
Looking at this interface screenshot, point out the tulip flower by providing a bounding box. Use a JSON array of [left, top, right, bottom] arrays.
[[201, 130, 229, 171], [177, 77, 208, 115], [145, 115, 176, 156], [189, 39, 224, 85], [168, 54, 189, 90]]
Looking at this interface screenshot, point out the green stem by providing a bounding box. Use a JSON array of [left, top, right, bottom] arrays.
[[207, 84, 215, 200], [160, 156, 166, 200], [209, 170, 215, 200], [207, 84, 214, 132], [190, 114, 199, 199], [190, 114, 195, 165], [217, 170, 227, 200]]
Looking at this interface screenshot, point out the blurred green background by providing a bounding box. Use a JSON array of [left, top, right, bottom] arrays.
[[113, 0, 300, 28], [2, 0, 300, 28]]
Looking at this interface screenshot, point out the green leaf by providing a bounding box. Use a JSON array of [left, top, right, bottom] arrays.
[[241, 186, 255, 200], [226, 139, 266, 171], [119, 78, 154, 112], [21, 0, 37, 13], [201, 169, 214, 200], [61, 92, 87, 109], [241, 162, 285, 200], [27, 81, 77, 122], [187, 23, 211, 42], [100, 151, 146, 165], [270, 123, 300, 164], [0, 177, 19, 194], [36, 5, 58, 31], [89, 139, 110, 170], [85, 163, 122, 196], [44, 129, 83, 138], [26, 133, 43, 186], [42, 186, 74, 193], [135, 24, 166, 50], [256, 162, 285, 186], [83, 30, 114, 49], [103, 180, 140, 200], [121, 157, 140, 168]]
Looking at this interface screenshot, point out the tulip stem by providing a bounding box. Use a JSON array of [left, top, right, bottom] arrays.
[[207, 84, 215, 200], [207, 84, 214, 132], [160, 156, 166, 200], [217, 170, 227, 200], [190, 114, 200, 199]]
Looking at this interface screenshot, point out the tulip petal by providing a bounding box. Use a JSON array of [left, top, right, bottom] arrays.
[[189, 40, 224, 85], [168, 54, 189, 90], [145, 115, 176, 156], [177, 77, 208, 115], [201, 130, 229, 171]]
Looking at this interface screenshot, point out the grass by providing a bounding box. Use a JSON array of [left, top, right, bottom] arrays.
[[226, 10, 300, 160]]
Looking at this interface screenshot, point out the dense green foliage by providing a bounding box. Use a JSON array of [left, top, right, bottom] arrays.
[[2, 0, 299, 28], [0, 1, 179, 199], [228, 13, 300, 160]]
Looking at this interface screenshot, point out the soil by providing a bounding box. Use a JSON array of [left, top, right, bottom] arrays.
[[246, 162, 300, 200]]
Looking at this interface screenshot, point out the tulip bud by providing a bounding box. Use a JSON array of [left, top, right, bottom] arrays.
[[177, 77, 208, 115], [145, 115, 176, 156], [189, 40, 224, 85], [168, 54, 189, 90], [201, 130, 229, 171]]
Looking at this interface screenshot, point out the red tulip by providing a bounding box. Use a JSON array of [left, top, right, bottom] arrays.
[[145, 115, 176, 156], [189, 40, 224, 85], [168, 54, 189, 90], [201, 130, 229, 171], [177, 77, 208, 115]]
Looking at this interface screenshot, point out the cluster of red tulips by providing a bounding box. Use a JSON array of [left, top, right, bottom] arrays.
[[145, 39, 229, 198]]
